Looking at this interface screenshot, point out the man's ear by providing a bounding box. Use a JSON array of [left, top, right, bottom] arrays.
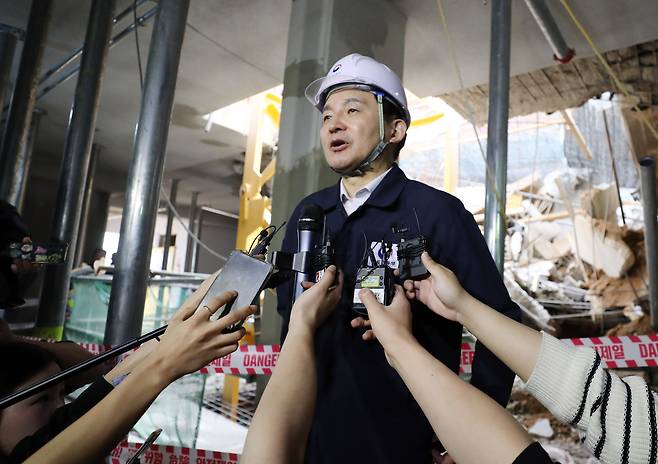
[[389, 119, 407, 144]]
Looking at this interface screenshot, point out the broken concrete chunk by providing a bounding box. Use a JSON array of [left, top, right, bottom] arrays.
[[580, 183, 620, 224], [570, 214, 635, 278], [528, 418, 554, 438]]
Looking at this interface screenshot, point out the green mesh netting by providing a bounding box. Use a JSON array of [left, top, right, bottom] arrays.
[[64, 276, 206, 448]]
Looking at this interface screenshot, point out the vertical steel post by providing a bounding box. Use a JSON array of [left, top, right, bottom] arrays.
[[191, 208, 204, 273], [10, 107, 45, 212], [35, 0, 116, 340], [483, 0, 512, 274], [104, 0, 191, 345], [184, 191, 198, 272], [0, 30, 17, 122], [640, 157, 658, 330], [75, 143, 102, 266], [0, 0, 51, 202], [161, 178, 179, 270]]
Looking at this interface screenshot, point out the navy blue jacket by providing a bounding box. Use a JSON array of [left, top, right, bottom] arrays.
[[277, 164, 521, 464]]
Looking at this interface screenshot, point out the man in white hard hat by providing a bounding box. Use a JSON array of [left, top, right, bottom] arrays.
[[276, 53, 521, 463]]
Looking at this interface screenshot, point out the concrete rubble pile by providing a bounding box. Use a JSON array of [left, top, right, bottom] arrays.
[[500, 169, 650, 336]]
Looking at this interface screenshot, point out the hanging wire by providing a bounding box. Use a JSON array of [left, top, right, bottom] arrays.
[[160, 186, 228, 262], [435, 0, 507, 229], [133, 0, 144, 90]]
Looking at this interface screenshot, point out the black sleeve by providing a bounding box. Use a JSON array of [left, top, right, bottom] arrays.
[[8, 378, 114, 462], [438, 207, 521, 408], [275, 203, 303, 343]]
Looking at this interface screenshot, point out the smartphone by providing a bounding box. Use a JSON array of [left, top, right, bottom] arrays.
[[126, 428, 162, 464], [196, 251, 274, 331], [8, 242, 69, 264]]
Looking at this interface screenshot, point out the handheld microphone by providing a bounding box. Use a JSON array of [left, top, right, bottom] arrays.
[[294, 203, 323, 302]]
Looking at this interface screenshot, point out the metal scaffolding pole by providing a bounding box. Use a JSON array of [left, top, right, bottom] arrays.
[[9, 107, 45, 212], [523, 0, 574, 63], [75, 143, 103, 266], [104, 0, 191, 345], [0, 30, 17, 124], [161, 178, 179, 270], [483, 0, 512, 274], [184, 191, 198, 272], [36, 0, 116, 340], [0, 0, 51, 203], [37, 0, 149, 86], [640, 157, 658, 330], [36, 5, 158, 101], [191, 208, 204, 273]]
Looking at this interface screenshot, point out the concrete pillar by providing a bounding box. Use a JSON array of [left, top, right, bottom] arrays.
[[259, 0, 407, 397]]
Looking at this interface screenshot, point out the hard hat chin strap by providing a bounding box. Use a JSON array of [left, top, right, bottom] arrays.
[[334, 93, 388, 178]]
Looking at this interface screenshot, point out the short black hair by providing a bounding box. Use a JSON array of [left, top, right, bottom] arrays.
[[0, 342, 61, 399]]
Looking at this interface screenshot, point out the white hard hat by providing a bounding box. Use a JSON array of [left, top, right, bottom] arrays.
[[305, 53, 411, 124]]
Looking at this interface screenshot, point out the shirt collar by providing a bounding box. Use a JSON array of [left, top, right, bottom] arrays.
[[340, 167, 392, 203], [317, 163, 408, 212]]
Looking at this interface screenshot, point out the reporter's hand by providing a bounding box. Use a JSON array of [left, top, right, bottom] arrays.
[[289, 265, 342, 334], [403, 252, 465, 322], [149, 290, 255, 383], [359, 285, 414, 366]]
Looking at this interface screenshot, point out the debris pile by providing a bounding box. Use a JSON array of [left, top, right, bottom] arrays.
[[499, 169, 653, 337]]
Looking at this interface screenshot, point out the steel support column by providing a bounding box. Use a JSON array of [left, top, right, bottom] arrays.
[[9, 107, 45, 212], [0, 30, 17, 123], [524, 0, 574, 63], [191, 208, 203, 273], [75, 143, 102, 266], [483, 0, 512, 274], [640, 157, 658, 330], [104, 0, 190, 345], [35, 0, 115, 340], [161, 178, 179, 270], [184, 191, 198, 272], [0, 0, 51, 202]]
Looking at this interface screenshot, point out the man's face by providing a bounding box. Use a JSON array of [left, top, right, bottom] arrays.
[[320, 88, 382, 173], [0, 362, 64, 455]]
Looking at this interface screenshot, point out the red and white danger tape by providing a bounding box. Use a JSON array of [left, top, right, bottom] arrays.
[[110, 441, 239, 464], [564, 334, 658, 369], [78, 335, 658, 377]]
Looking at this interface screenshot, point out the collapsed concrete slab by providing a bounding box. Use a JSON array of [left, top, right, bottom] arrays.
[[570, 214, 635, 278]]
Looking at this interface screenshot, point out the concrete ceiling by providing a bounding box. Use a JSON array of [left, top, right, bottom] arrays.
[[2, 0, 658, 214]]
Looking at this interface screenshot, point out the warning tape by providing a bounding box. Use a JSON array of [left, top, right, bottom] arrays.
[[78, 335, 658, 376], [564, 334, 658, 369], [110, 441, 239, 464]]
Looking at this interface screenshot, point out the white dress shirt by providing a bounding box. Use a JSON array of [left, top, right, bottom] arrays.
[[339, 168, 392, 216]]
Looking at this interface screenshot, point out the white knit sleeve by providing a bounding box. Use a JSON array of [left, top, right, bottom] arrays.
[[524, 332, 658, 464]]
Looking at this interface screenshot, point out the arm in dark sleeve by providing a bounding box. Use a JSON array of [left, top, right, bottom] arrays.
[[8, 378, 113, 462], [439, 207, 521, 407]]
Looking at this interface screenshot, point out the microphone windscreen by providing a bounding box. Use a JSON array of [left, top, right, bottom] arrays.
[[298, 204, 323, 231]]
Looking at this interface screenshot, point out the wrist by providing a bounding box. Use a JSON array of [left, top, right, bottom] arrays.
[[383, 331, 419, 371], [456, 292, 478, 329], [137, 353, 177, 390], [286, 322, 315, 343]]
